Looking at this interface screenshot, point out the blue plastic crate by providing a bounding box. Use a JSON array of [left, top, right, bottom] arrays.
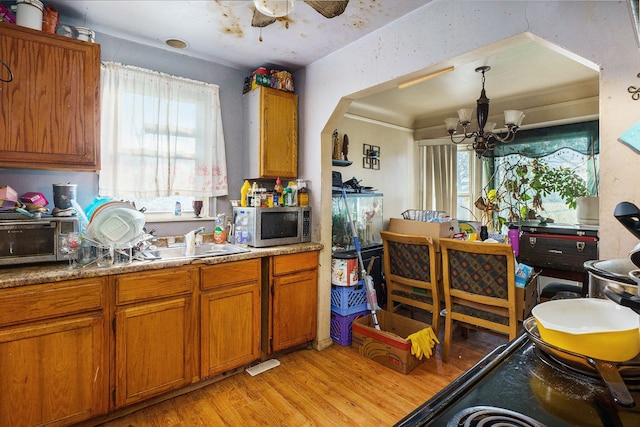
[[330, 310, 369, 346], [331, 282, 368, 316]]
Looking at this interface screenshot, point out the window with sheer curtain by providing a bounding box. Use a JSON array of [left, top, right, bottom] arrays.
[[99, 62, 228, 213], [418, 143, 459, 216]]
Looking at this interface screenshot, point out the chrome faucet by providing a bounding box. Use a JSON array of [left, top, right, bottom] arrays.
[[184, 226, 206, 256]]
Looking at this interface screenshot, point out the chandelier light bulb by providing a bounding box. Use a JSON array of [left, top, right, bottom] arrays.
[[504, 110, 524, 126], [457, 108, 474, 125], [444, 117, 460, 132], [254, 0, 295, 18]]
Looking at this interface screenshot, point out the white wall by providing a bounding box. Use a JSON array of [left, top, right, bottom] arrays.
[[336, 116, 415, 223], [296, 1, 640, 349]]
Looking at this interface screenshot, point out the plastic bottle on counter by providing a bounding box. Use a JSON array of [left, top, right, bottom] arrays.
[[240, 180, 250, 207], [252, 182, 261, 207], [297, 179, 309, 207], [214, 214, 227, 244], [480, 225, 488, 241], [508, 224, 520, 256], [274, 177, 283, 206], [286, 182, 298, 206], [174, 201, 182, 216], [283, 187, 292, 207], [248, 182, 257, 207]]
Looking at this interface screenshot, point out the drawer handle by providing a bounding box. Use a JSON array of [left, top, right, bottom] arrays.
[[576, 241, 586, 252], [528, 237, 537, 247], [548, 249, 563, 254]]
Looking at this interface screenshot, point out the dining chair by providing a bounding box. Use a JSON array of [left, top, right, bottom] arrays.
[[440, 238, 518, 362], [381, 230, 441, 335]]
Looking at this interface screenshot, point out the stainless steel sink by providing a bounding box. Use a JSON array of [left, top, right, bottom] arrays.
[[138, 243, 250, 260]]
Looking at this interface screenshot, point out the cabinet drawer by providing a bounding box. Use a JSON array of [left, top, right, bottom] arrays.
[[0, 278, 105, 327], [116, 267, 195, 305], [201, 259, 260, 290], [271, 251, 318, 276]]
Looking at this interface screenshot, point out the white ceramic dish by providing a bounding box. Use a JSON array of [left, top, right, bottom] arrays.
[[87, 202, 145, 244]]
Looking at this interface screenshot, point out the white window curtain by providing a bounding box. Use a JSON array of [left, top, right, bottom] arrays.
[[99, 62, 228, 199], [419, 144, 457, 216]]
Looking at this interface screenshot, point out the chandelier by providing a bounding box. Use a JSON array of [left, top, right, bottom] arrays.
[[444, 66, 525, 157]]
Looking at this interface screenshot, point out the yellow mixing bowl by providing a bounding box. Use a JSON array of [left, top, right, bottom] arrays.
[[532, 298, 640, 362]]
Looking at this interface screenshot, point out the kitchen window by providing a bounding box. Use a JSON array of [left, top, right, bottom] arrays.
[[456, 149, 483, 221], [484, 121, 599, 225], [99, 62, 228, 217], [420, 121, 598, 225]]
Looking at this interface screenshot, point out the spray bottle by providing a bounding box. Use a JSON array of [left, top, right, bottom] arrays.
[[213, 214, 227, 244]]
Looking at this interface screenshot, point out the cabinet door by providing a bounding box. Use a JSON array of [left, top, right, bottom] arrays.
[[201, 260, 261, 377], [261, 88, 298, 178], [0, 23, 100, 170], [271, 269, 318, 353], [114, 296, 195, 408], [201, 282, 260, 377], [0, 314, 107, 427], [245, 86, 298, 179]]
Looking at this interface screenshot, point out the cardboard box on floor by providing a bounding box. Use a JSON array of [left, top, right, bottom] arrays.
[[388, 218, 458, 252], [516, 274, 539, 321], [351, 311, 432, 374]]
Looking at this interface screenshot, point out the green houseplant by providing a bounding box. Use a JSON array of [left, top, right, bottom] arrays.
[[475, 158, 591, 230]]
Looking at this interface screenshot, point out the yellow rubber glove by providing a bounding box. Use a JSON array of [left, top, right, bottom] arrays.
[[407, 327, 440, 360]]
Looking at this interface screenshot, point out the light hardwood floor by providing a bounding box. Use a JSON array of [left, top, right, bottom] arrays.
[[96, 312, 506, 427]]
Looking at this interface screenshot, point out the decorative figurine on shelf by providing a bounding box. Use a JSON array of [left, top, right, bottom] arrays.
[[342, 134, 349, 161], [332, 129, 342, 160]]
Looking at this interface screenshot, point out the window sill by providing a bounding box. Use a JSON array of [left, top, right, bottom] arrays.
[[144, 215, 212, 223]]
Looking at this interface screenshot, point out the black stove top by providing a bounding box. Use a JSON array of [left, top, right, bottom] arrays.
[[396, 333, 640, 426]]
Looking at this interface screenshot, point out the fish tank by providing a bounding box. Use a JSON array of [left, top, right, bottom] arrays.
[[332, 192, 383, 253]]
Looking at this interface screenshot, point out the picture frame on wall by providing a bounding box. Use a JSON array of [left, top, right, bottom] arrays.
[[363, 144, 380, 170]]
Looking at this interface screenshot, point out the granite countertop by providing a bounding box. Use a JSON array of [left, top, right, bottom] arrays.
[[0, 242, 323, 289]]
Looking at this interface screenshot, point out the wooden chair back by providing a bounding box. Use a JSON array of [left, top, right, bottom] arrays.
[[381, 230, 441, 335], [440, 237, 518, 361]]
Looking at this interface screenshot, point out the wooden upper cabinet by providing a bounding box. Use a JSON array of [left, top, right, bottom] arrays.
[[244, 86, 298, 179], [0, 23, 100, 170]]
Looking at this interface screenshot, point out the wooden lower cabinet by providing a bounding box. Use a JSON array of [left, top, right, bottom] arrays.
[[113, 266, 197, 408], [0, 250, 319, 425], [200, 259, 261, 377], [0, 278, 108, 427], [266, 251, 319, 354]]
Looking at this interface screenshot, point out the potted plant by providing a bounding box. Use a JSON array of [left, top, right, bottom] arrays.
[[475, 158, 593, 230]]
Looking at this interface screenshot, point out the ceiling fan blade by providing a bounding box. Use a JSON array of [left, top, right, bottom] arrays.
[[304, 0, 349, 19], [251, 9, 277, 27]]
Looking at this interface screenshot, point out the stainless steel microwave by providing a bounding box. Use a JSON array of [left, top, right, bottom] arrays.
[[232, 206, 311, 247], [0, 217, 79, 265]]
